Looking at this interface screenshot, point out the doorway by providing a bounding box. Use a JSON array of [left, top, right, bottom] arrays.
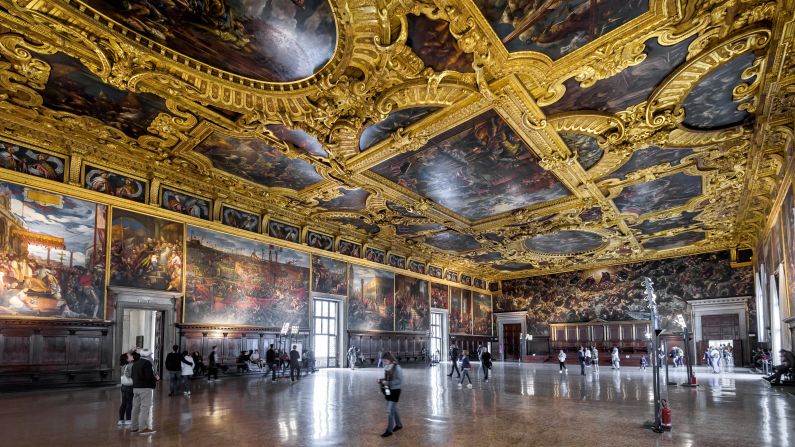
[[430, 311, 447, 363], [503, 323, 522, 361], [313, 299, 340, 368], [122, 308, 165, 374]]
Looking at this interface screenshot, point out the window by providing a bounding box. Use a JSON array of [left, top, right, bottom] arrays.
[[313, 299, 339, 368]]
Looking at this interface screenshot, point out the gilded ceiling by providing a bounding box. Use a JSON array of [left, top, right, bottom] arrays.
[[0, 0, 793, 281]]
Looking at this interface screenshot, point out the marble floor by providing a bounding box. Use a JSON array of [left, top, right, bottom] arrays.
[[1, 362, 793, 447]]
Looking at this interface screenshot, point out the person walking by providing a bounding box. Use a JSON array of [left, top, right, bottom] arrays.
[[377, 349, 384, 368], [611, 347, 621, 369], [458, 350, 473, 388], [180, 350, 194, 396], [289, 345, 301, 382], [266, 344, 278, 381], [165, 345, 182, 397], [481, 349, 492, 382], [208, 346, 219, 381], [558, 350, 568, 374], [130, 349, 159, 435], [347, 346, 357, 370], [378, 352, 403, 437], [640, 354, 649, 371], [591, 346, 599, 372], [710, 346, 721, 373], [118, 352, 134, 427], [577, 347, 586, 376], [447, 345, 461, 378], [307, 349, 316, 374], [584, 346, 592, 370]]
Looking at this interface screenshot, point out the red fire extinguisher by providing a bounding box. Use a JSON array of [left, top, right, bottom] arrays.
[[690, 373, 697, 386], [660, 399, 672, 430]]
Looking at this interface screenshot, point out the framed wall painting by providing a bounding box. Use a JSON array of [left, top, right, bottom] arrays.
[[364, 246, 386, 264], [221, 205, 260, 233], [0, 139, 66, 182], [387, 253, 406, 269], [306, 230, 334, 251], [408, 259, 426, 274], [160, 187, 211, 220], [428, 265, 443, 278], [338, 239, 362, 258], [84, 165, 146, 203], [267, 219, 300, 243]]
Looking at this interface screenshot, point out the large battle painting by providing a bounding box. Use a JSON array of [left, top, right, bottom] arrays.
[[348, 265, 394, 331], [559, 132, 603, 170], [498, 251, 754, 334], [0, 140, 66, 182], [543, 36, 694, 115], [0, 182, 106, 319], [602, 146, 694, 180], [83, 0, 337, 82], [407, 15, 474, 73], [431, 282, 448, 309], [311, 255, 347, 296], [523, 230, 604, 254], [372, 110, 570, 220], [682, 52, 757, 130], [613, 172, 702, 215], [394, 274, 430, 332], [195, 132, 324, 190], [474, 0, 648, 60], [221, 206, 260, 233], [473, 292, 492, 336], [359, 107, 440, 151], [110, 209, 183, 291], [84, 166, 146, 203], [184, 226, 309, 327], [39, 52, 169, 139], [460, 289, 473, 334], [642, 231, 705, 251], [160, 188, 210, 220]]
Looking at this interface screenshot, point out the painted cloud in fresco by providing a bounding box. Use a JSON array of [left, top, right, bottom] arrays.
[[359, 107, 440, 151], [602, 146, 694, 180], [424, 231, 481, 252], [682, 52, 756, 130], [319, 188, 370, 210], [523, 230, 604, 254], [559, 132, 603, 170], [642, 231, 705, 251], [613, 172, 702, 215], [632, 211, 700, 235]]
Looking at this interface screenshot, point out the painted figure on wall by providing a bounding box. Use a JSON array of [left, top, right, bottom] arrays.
[[449, 286, 464, 333], [268, 220, 300, 243], [306, 231, 334, 251], [84, 166, 146, 203], [473, 292, 492, 336], [184, 226, 309, 327], [365, 247, 385, 264], [394, 274, 430, 332], [348, 265, 394, 331], [431, 282, 448, 309], [221, 206, 260, 233], [0, 182, 106, 319], [388, 254, 406, 269], [0, 141, 66, 182], [461, 290, 473, 334], [461, 275, 472, 286], [498, 251, 753, 334], [408, 260, 425, 274], [110, 209, 183, 291], [428, 265, 443, 278], [338, 239, 361, 258], [161, 189, 210, 220], [312, 255, 347, 296]]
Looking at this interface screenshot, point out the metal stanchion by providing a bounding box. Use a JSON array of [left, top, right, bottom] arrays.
[[642, 277, 664, 433]]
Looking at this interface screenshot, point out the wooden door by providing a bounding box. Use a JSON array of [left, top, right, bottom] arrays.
[[503, 323, 521, 361]]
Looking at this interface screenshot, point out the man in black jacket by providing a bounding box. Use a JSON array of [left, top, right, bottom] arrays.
[[266, 344, 277, 382], [131, 349, 159, 435], [208, 346, 219, 381], [165, 345, 182, 396], [289, 345, 301, 382], [481, 349, 492, 382], [447, 345, 461, 378]]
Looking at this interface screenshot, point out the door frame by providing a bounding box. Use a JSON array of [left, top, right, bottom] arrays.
[[690, 296, 751, 365], [430, 308, 448, 363], [311, 292, 344, 368], [495, 311, 527, 361]]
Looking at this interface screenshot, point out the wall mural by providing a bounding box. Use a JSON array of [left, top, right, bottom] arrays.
[[544, 36, 694, 115], [84, 166, 146, 203], [431, 282, 448, 309], [781, 188, 795, 311], [83, 0, 337, 82], [449, 286, 462, 332], [338, 239, 361, 258], [372, 110, 570, 220], [613, 172, 702, 215], [407, 14, 474, 73], [424, 231, 481, 252], [498, 251, 753, 334], [395, 274, 430, 332], [642, 231, 705, 251], [474, 278, 486, 289], [160, 188, 210, 220], [348, 265, 394, 331], [194, 132, 324, 190], [364, 247, 385, 264], [318, 188, 370, 211], [268, 220, 300, 243], [559, 132, 603, 170], [184, 226, 309, 327], [428, 265, 443, 278], [682, 52, 757, 130], [474, 0, 649, 60], [387, 253, 406, 269], [306, 231, 334, 251], [602, 146, 695, 180], [39, 52, 168, 139], [311, 255, 348, 296], [523, 230, 604, 254], [408, 260, 426, 274], [633, 211, 700, 235], [0, 181, 106, 319], [473, 292, 492, 336], [461, 274, 472, 286], [359, 107, 440, 151], [445, 271, 459, 282], [0, 140, 65, 182], [266, 124, 328, 157], [110, 208, 182, 291], [221, 206, 260, 233], [580, 207, 603, 222]]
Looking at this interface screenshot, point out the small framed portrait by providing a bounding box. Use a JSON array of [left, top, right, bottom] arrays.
[[84, 165, 146, 203], [428, 265, 443, 279], [338, 239, 362, 258], [473, 278, 486, 289], [221, 205, 260, 233], [364, 246, 386, 264], [0, 139, 66, 182], [306, 230, 334, 251], [445, 270, 458, 282], [408, 259, 426, 274], [268, 219, 300, 243], [461, 274, 472, 286], [387, 253, 406, 269], [160, 187, 211, 220]]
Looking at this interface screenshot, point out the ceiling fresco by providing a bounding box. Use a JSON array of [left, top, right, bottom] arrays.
[[0, 0, 790, 280]]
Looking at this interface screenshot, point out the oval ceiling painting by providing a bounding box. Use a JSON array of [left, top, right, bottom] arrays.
[[523, 230, 604, 255], [81, 0, 337, 82]]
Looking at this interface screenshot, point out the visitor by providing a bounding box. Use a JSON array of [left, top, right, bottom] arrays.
[[250, 349, 261, 368], [377, 349, 384, 368], [611, 347, 620, 369], [710, 346, 721, 373], [266, 344, 278, 382], [347, 346, 357, 370], [577, 347, 586, 375], [481, 349, 492, 382], [180, 350, 193, 396], [208, 346, 219, 381], [307, 349, 316, 374], [447, 345, 461, 378], [640, 354, 648, 371], [378, 352, 403, 437], [165, 345, 182, 396], [761, 350, 771, 375], [703, 348, 712, 369], [131, 349, 159, 435], [477, 344, 484, 362], [584, 346, 592, 369], [301, 349, 309, 376], [591, 346, 599, 372], [763, 349, 795, 384], [558, 350, 567, 374], [118, 352, 133, 427], [459, 350, 472, 388], [290, 345, 301, 382], [191, 351, 205, 376]]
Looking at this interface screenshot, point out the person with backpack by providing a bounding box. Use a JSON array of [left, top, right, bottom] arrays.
[[458, 350, 473, 388], [180, 350, 194, 396], [117, 352, 134, 427], [481, 349, 492, 382], [377, 352, 403, 437], [558, 350, 568, 374], [165, 345, 182, 396], [447, 345, 461, 378]]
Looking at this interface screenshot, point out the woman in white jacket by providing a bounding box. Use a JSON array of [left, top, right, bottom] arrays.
[[611, 347, 621, 369], [558, 350, 567, 374], [180, 350, 194, 396]]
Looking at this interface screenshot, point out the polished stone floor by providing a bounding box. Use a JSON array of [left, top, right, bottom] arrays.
[[2, 362, 793, 447]]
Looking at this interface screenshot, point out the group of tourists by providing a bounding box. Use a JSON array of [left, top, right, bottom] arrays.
[[703, 344, 734, 373]]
